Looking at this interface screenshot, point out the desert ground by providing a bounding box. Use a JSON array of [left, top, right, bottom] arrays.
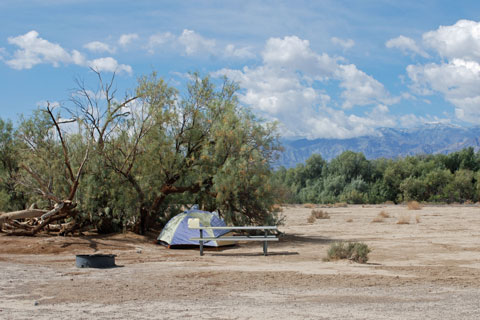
[[1, 204, 479, 319]]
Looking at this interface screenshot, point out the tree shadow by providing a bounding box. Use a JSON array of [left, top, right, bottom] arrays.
[[275, 233, 343, 247], [210, 251, 299, 257]]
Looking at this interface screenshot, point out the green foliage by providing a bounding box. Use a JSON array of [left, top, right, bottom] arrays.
[[326, 241, 371, 263], [275, 148, 480, 205]]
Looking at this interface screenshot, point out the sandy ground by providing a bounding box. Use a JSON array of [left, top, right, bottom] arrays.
[[1, 204, 480, 319]]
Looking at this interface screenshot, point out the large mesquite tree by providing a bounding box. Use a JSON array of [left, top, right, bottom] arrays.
[[70, 72, 281, 234]]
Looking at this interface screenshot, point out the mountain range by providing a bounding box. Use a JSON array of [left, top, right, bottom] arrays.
[[277, 124, 480, 168]]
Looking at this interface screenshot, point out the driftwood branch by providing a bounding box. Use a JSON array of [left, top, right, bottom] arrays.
[[0, 209, 47, 223], [40, 202, 65, 221]]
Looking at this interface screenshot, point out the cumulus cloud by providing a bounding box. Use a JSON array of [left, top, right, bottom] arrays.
[[3, 30, 133, 75], [403, 20, 480, 123], [213, 35, 399, 139], [88, 57, 132, 75], [147, 32, 175, 54], [224, 44, 255, 59], [6, 30, 83, 69], [335, 64, 397, 109], [178, 29, 216, 55], [385, 35, 429, 58], [331, 37, 355, 50], [84, 41, 115, 54], [118, 33, 139, 47], [423, 19, 480, 62]]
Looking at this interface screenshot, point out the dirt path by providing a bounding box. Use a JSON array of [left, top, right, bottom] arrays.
[[1, 205, 480, 319]]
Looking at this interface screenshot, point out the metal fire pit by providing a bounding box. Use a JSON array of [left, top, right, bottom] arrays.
[[75, 254, 116, 268]]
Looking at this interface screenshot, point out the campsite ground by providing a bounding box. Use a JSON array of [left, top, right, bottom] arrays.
[[1, 204, 480, 319]]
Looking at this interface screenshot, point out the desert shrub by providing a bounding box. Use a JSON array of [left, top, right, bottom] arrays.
[[326, 242, 370, 263], [407, 201, 422, 210], [379, 210, 390, 218], [396, 214, 410, 224], [312, 209, 330, 219], [307, 214, 316, 224], [334, 202, 348, 208]]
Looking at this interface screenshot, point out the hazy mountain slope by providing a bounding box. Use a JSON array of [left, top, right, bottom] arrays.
[[277, 124, 480, 167]]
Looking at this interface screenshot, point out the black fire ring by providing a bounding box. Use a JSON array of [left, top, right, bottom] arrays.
[[75, 254, 117, 268]]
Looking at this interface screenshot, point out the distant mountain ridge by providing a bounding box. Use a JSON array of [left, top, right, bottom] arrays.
[[277, 124, 480, 168]]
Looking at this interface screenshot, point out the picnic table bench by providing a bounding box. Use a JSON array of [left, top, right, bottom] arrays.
[[188, 218, 279, 256]]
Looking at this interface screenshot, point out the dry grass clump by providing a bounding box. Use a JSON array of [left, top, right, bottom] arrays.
[[325, 242, 371, 263], [304, 203, 316, 209], [307, 214, 316, 224], [307, 209, 330, 223], [415, 214, 421, 223], [407, 201, 422, 210], [396, 213, 411, 224], [379, 210, 390, 218], [312, 209, 330, 219], [334, 202, 348, 208], [371, 210, 390, 223]]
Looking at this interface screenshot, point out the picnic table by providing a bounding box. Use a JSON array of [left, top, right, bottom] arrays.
[[188, 218, 279, 256]]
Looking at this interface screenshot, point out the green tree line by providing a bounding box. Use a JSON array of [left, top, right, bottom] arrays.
[[274, 148, 480, 204], [0, 72, 282, 235]]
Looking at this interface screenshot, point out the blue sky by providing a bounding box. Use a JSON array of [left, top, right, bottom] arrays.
[[1, 0, 480, 139]]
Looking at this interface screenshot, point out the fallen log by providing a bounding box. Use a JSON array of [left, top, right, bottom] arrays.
[[0, 209, 47, 223]]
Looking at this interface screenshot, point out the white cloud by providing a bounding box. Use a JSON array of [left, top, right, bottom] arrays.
[[213, 35, 399, 139], [147, 32, 175, 54], [331, 37, 355, 50], [3, 30, 133, 75], [147, 29, 254, 59], [118, 33, 139, 47], [88, 57, 132, 75], [385, 35, 429, 58], [335, 64, 397, 109], [178, 29, 216, 55], [403, 20, 480, 123], [83, 41, 115, 54], [423, 19, 480, 62], [6, 30, 82, 69], [407, 58, 480, 122], [224, 44, 255, 59]]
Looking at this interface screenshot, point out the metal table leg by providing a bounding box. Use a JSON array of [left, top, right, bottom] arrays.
[[200, 229, 204, 256]]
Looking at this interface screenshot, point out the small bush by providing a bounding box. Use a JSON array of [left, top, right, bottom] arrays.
[[312, 209, 330, 219], [307, 214, 316, 224], [334, 202, 348, 208], [407, 201, 422, 210], [379, 210, 390, 218], [396, 214, 410, 224], [304, 203, 316, 209], [326, 242, 371, 263]]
